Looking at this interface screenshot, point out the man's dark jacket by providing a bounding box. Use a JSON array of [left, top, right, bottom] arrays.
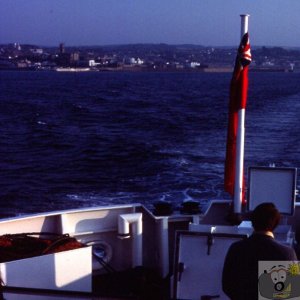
[[222, 233, 297, 300]]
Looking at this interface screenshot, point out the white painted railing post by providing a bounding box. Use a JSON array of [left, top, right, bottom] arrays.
[[118, 213, 143, 267]]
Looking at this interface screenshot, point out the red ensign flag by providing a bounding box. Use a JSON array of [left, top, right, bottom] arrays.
[[224, 33, 251, 197]]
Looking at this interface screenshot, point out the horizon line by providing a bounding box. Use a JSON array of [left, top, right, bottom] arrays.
[[2, 42, 300, 49]]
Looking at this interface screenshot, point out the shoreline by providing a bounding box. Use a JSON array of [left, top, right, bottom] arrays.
[[0, 67, 294, 73]]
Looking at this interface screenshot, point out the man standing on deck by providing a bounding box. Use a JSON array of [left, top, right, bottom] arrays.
[[222, 202, 297, 300]]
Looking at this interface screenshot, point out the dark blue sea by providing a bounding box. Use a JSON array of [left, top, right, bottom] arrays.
[[0, 71, 300, 218]]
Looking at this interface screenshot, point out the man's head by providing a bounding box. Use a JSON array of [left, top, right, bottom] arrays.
[[251, 202, 281, 232]]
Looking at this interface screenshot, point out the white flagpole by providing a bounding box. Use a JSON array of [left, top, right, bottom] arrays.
[[234, 14, 250, 213]]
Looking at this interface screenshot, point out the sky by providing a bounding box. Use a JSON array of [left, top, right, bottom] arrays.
[[1, 0, 300, 47]]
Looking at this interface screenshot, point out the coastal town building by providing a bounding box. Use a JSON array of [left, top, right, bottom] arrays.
[[0, 43, 299, 72]]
